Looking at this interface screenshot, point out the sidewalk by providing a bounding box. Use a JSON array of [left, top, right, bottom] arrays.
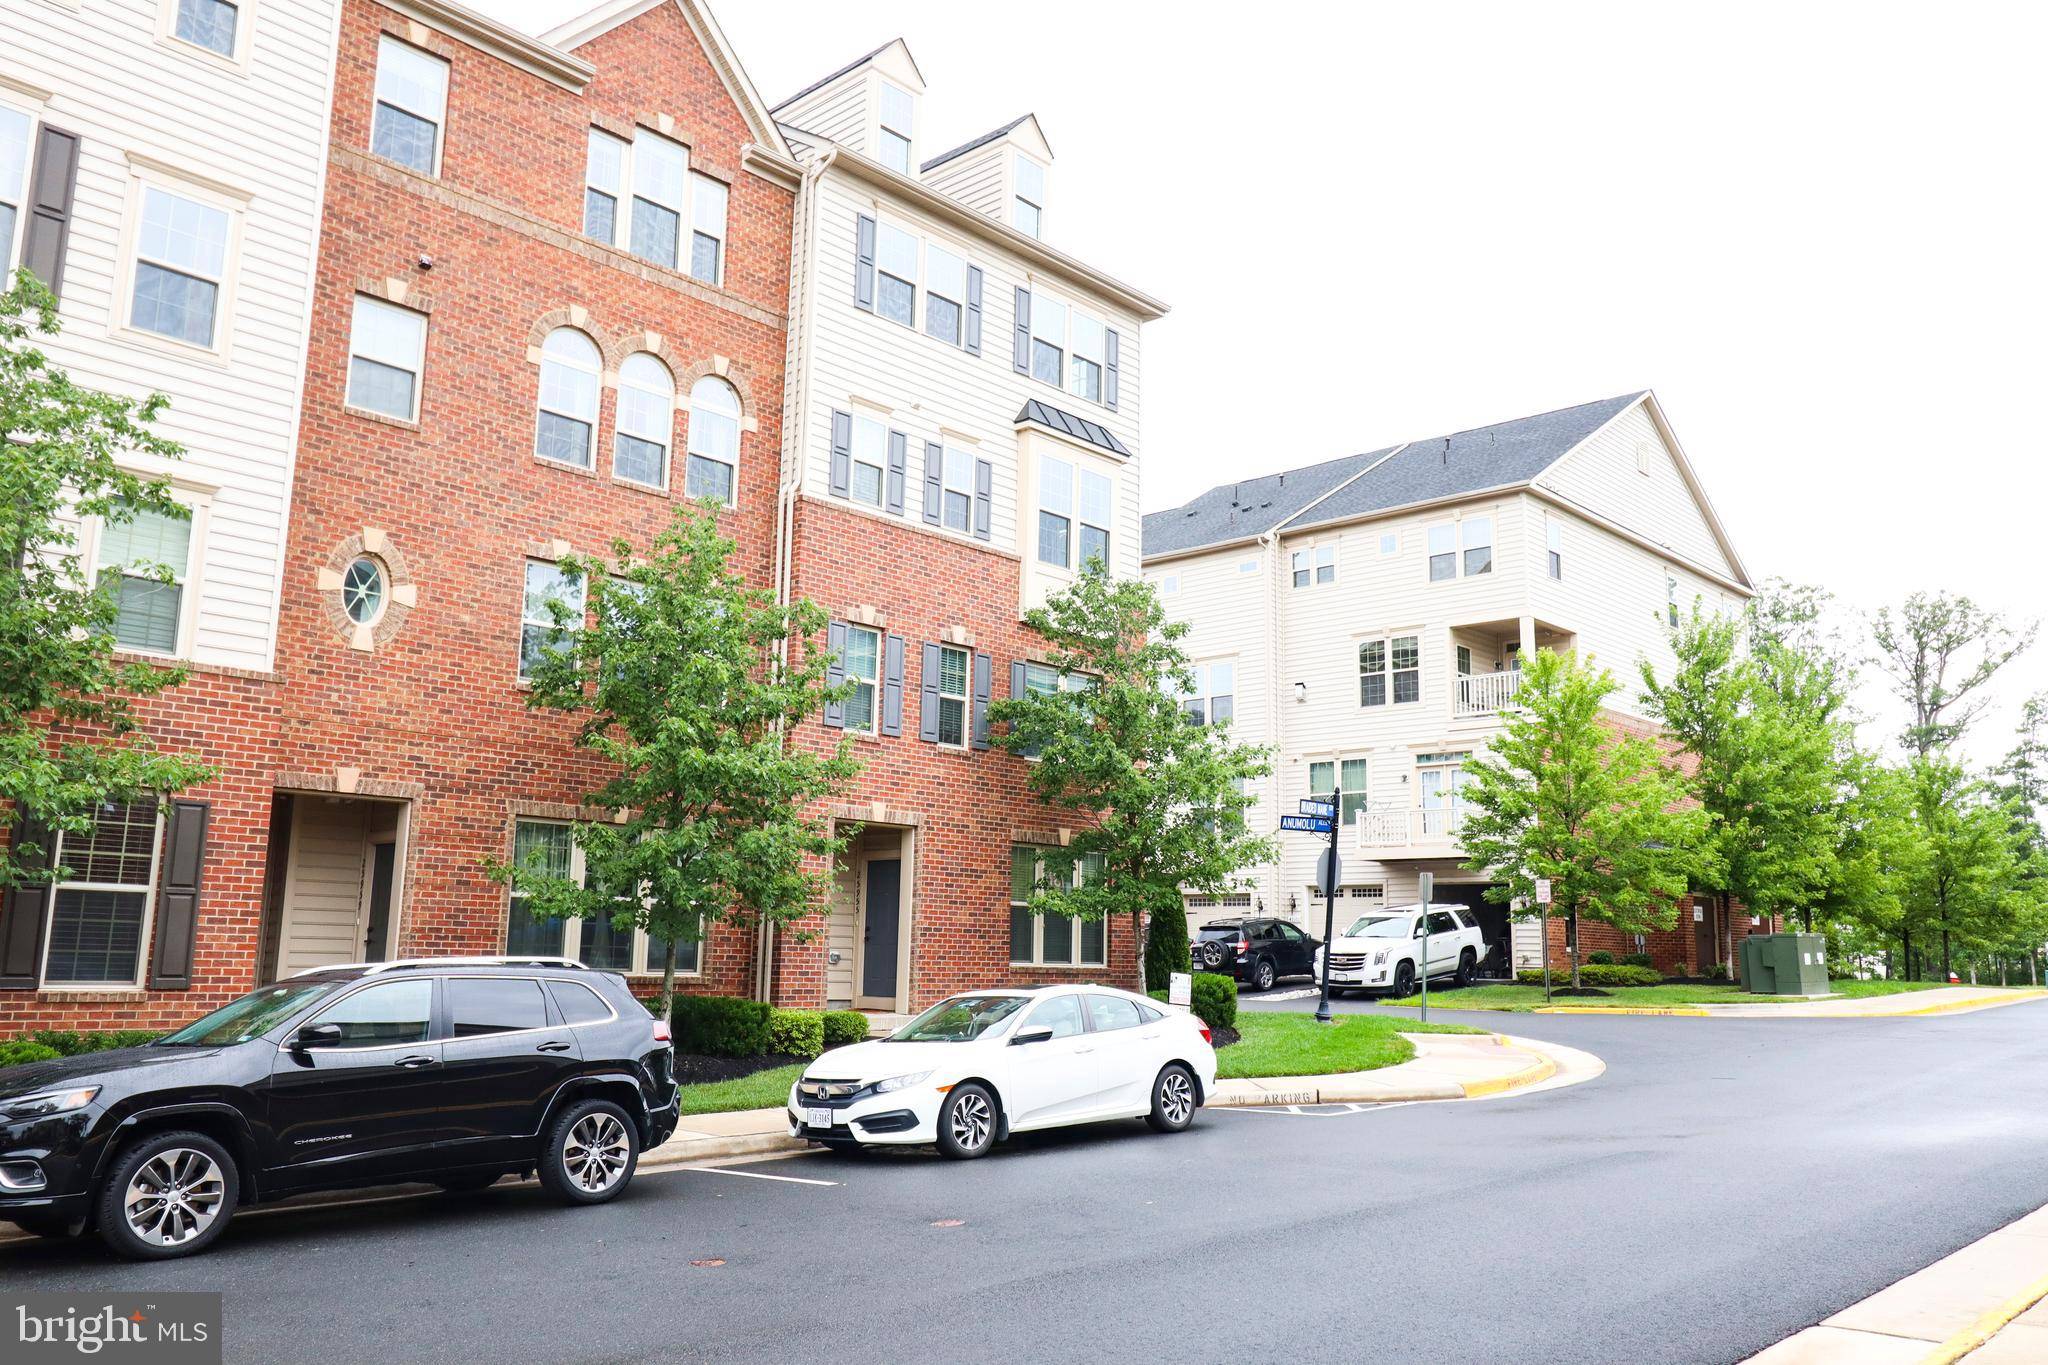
[[640, 1031, 1597, 1169], [1537, 987, 2047, 1020], [1746, 1202, 2048, 1363]]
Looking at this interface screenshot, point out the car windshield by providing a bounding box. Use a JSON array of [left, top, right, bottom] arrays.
[[156, 980, 346, 1046], [1346, 915, 1416, 939], [886, 994, 1029, 1042]]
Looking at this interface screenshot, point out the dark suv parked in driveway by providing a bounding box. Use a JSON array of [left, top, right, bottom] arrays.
[[1191, 916, 1321, 991], [0, 957, 678, 1259]]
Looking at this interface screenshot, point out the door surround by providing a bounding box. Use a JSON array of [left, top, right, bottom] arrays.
[[850, 826, 916, 1011]]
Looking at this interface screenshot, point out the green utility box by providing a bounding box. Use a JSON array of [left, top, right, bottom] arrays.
[[1741, 932, 1830, 995]]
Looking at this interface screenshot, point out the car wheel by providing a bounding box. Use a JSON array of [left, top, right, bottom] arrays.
[[1251, 957, 1277, 992], [1455, 950, 1476, 987], [1392, 961, 1417, 997], [95, 1131, 240, 1261], [936, 1083, 998, 1159], [433, 1170, 505, 1194], [539, 1099, 639, 1205], [1196, 941, 1227, 970], [1146, 1064, 1199, 1134]]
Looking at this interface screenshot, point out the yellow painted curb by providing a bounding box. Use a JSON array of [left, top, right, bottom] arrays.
[[1918, 1266, 2048, 1364], [1534, 1006, 1711, 1017], [1458, 1037, 1558, 1097], [1893, 991, 2048, 1018]]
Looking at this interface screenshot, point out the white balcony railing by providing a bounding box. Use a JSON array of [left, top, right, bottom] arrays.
[[1455, 669, 1521, 717], [1353, 807, 1467, 849]]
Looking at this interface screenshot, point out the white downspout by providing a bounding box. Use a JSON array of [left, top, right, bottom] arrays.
[[1262, 525, 1285, 918]]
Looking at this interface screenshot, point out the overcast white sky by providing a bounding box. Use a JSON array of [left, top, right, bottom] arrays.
[[479, 0, 2048, 765]]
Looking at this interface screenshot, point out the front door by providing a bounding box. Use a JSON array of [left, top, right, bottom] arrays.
[[362, 841, 396, 962], [860, 858, 902, 1007], [1694, 895, 1718, 973]]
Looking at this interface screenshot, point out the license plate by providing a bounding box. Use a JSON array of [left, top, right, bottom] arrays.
[[806, 1106, 834, 1129]]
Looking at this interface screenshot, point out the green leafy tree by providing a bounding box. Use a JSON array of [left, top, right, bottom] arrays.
[[1809, 752, 1926, 970], [1905, 758, 2014, 980], [1989, 695, 2048, 982], [1, 273, 214, 890], [484, 503, 859, 1006], [1460, 649, 1706, 993], [1870, 592, 2034, 759], [1640, 605, 1847, 931], [989, 569, 1274, 993]]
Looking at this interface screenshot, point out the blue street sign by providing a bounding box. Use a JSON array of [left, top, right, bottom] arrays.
[[1280, 815, 1333, 834], [1298, 798, 1337, 818]]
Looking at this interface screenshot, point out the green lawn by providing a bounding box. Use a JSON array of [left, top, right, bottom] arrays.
[[678, 1062, 804, 1116], [1216, 1011, 1482, 1079], [1371, 979, 1961, 1013]]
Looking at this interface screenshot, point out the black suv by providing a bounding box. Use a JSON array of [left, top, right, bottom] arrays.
[[0, 957, 678, 1259], [1192, 917, 1321, 991]]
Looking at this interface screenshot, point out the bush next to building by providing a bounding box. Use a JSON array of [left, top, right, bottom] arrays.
[[766, 1008, 825, 1060], [1151, 971, 1237, 1033], [670, 995, 773, 1057], [0, 1040, 62, 1068], [1516, 964, 1663, 988], [822, 1010, 871, 1048]]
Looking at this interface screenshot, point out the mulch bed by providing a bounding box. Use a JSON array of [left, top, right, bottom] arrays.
[[1548, 987, 1612, 998], [673, 1052, 808, 1085], [1210, 1023, 1241, 1048]]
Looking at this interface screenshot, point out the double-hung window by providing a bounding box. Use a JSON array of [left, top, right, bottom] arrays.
[[1037, 454, 1073, 567], [98, 500, 195, 656], [939, 445, 975, 533], [43, 799, 162, 987], [1077, 467, 1112, 570], [519, 560, 583, 682], [583, 128, 626, 243], [1291, 545, 1334, 588], [875, 221, 917, 327], [1013, 154, 1044, 237], [129, 184, 232, 349], [1070, 313, 1105, 403], [684, 377, 741, 504], [172, 0, 239, 57], [506, 818, 697, 975], [614, 353, 675, 489], [629, 129, 687, 269], [1359, 635, 1420, 707], [346, 294, 427, 420], [841, 624, 881, 734], [933, 643, 969, 746], [1030, 294, 1066, 385], [372, 36, 447, 176], [689, 173, 727, 285], [1008, 846, 1105, 967], [1428, 517, 1493, 580], [848, 415, 887, 507], [1181, 661, 1235, 726], [924, 244, 967, 345], [0, 105, 28, 273], [535, 327, 601, 467], [1462, 516, 1493, 575], [1308, 759, 1369, 825], [878, 82, 913, 174], [1548, 518, 1563, 579], [1667, 574, 1680, 627], [1428, 524, 1457, 581]]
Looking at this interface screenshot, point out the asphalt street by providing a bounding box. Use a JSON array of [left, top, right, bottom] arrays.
[[7, 997, 2048, 1365]]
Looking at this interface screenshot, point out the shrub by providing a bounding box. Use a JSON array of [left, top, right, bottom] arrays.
[[670, 995, 772, 1057], [1516, 964, 1663, 988], [821, 1010, 871, 1048], [1586, 950, 1615, 966], [766, 1008, 825, 1060], [1669, 961, 1690, 979], [24, 1029, 161, 1056], [0, 1040, 62, 1069], [1706, 962, 1730, 982], [1149, 972, 1237, 1033], [1621, 953, 1654, 969]]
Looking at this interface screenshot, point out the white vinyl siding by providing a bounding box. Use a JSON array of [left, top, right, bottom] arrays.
[[1535, 401, 1738, 581]]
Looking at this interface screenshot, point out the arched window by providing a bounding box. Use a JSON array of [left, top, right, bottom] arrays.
[[684, 376, 741, 505], [613, 353, 674, 488], [535, 327, 601, 468]]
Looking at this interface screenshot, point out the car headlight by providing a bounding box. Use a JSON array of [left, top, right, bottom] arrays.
[[1372, 950, 1389, 965], [872, 1072, 932, 1095], [1, 1086, 100, 1121]]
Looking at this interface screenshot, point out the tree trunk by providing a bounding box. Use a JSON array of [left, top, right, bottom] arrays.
[[1941, 925, 1952, 982], [660, 937, 678, 1016], [1567, 908, 1581, 991], [1133, 910, 1148, 996], [1999, 958, 2008, 987], [1900, 931, 1911, 981]]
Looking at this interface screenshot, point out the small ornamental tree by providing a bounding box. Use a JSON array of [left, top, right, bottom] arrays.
[[989, 569, 1275, 994], [484, 503, 859, 1006], [1459, 648, 1706, 994], [1, 273, 214, 891]]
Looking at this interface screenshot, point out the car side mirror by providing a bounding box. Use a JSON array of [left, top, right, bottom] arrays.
[[293, 1022, 343, 1051], [1010, 1026, 1054, 1047]]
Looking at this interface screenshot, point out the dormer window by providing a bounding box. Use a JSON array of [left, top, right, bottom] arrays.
[[879, 82, 913, 174], [1014, 155, 1044, 237]]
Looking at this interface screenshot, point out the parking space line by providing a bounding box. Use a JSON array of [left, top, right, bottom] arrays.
[[688, 1166, 842, 1187]]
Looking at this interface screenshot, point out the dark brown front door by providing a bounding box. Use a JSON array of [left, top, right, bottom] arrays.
[[1694, 895, 1717, 972]]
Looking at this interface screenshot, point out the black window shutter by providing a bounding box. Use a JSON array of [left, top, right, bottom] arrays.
[[149, 799, 210, 990], [822, 621, 848, 728], [854, 213, 876, 311], [919, 643, 943, 742], [22, 126, 82, 302], [1012, 286, 1031, 373], [922, 441, 943, 525], [1105, 328, 1121, 410], [829, 410, 852, 498], [971, 652, 993, 750], [0, 818, 55, 990], [1010, 659, 1028, 699], [881, 633, 905, 737], [964, 266, 984, 354], [973, 459, 993, 541], [885, 430, 907, 515]]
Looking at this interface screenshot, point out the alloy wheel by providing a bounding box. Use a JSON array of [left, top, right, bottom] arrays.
[[123, 1148, 225, 1248], [948, 1091, 994, 1151], [1160, 1070, 1195, 1126], [563, 1112, 631, 1194]]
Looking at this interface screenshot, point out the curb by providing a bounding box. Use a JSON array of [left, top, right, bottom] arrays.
[[1208, 1032, 1561, 1107], [1534, 1005, 1711, 1016], [640, 1129, 808, 1169], [1891, 990, 2048, 1018], [1919, 1267, 2048, 1364]]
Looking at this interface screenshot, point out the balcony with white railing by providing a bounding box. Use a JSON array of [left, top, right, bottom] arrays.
[[1454, 669, 1522, 717], [1352, 806, 1467, 859]]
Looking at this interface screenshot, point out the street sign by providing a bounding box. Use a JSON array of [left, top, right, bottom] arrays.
[[1316, 846, 1341, 890], [1280, 815, 1333, 834], [1168, 972, 1191, 1007], [1534, 877, 1552, 905], [1298, 798, 1336, 817]]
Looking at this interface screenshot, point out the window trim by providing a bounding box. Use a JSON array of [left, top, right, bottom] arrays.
[[1181, 658, 1236, 727], [93, 484, 211, 661], [876, 79, 914, 175], [370, 33, 449, 179], [1547, 517, 1563, 580], [39, 799, 165, 990], [1008, 845, 1107, 969], [1358, 632, 1421, 709], [1307, 757, 1370, 826], [505, 817, 702, 978], [842, 622, 883, 736], [934, 642, 969, 749], [113, 158, 248, 361], [1291, 544, 1335, 589], [847, 412, 890, 510], [518, 558, 585, 685], [0, 93, 39, 278], [1013, 153, 1045, 238], [158, 0, 255, 71], [688, 171, 727, 286], [612, 351, 676, 491], [683, 375, 742, 506], [345, 293, 428, 423], [533, 327, 603, 470], [872, 218, 919, 330], [1022, 286, 1113, 408]]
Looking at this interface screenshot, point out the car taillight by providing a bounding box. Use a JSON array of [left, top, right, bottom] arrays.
[[1234, 939, 1248, 955], [1199, 1022, 1213, 1044], [650, 1019, 671, 1044]]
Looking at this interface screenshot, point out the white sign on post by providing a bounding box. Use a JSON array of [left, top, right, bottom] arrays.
[[1534, 878, 1552, 905], [1168, 972, 1191, 1007]]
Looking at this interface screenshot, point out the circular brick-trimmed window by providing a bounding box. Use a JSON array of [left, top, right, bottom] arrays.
[[321, 533, 416, 650], [342, 556, 387, 625]]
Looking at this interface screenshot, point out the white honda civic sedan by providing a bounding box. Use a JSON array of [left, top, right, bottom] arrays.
[[787, 985, 1217, 1158]]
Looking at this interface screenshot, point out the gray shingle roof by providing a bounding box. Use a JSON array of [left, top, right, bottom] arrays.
[[1143, 393, 1646, 559], [1141, 449, 1395, 559], [1018, 399, 1131, 458], [921, 116, 1030, 172], [771, 40, 898, 113]]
